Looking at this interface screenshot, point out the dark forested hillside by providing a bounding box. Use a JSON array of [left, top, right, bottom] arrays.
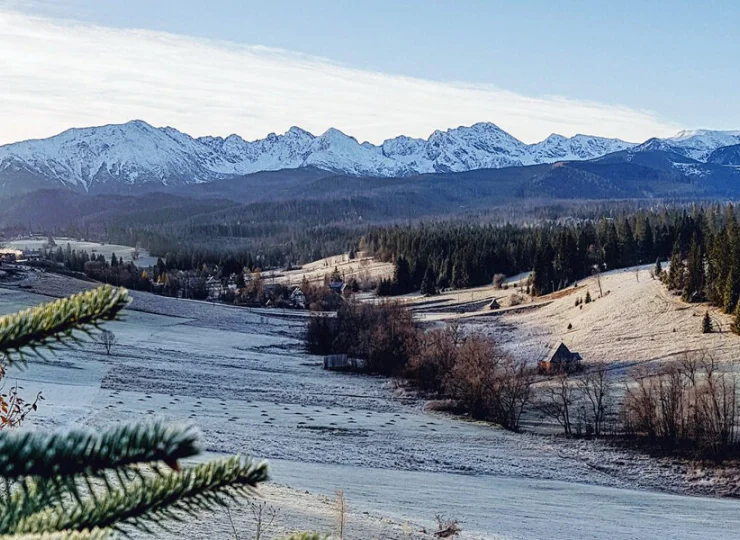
[[363, 206, 736, 298]]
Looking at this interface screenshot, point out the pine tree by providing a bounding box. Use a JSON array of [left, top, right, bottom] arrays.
[[0, 286, 271, 539], [654, 258, 663, 278], [702, 311, 713, 334], [639, 220, 655, 263], [585, 291, 592, 304], [733, 301, 740, 335], [667, 242, 683, 291], [682, 234, 705, 302], [723, 269, 739, 314], [393, 257, 413, 294], [420, 267, 437, 296]]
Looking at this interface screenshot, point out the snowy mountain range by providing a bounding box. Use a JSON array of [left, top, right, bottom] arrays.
[[0, 120, 739, 193]]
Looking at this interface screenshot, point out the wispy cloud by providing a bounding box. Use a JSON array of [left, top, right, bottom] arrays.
[[0, 9, 680, 145]]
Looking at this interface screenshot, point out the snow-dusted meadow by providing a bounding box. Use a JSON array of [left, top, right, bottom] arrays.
[[4, 237, 158, 267], [2, 275, 740, 538]]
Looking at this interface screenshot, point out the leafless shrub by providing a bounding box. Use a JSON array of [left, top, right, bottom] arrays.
[[509, 293, 524, 306], [621, 352, 740, 459], [407, 326, 459, 395], [97, 329, 117, 355], [538, 371, 577, 436], [493, 273, 506, 289], [250, 501, 280, 540], [335, 489, 346, 540], [579, 362, 612, 438], [447, 336, 534, 430], [434, 515, 461, 538]]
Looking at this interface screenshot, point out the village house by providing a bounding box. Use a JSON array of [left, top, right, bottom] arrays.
[[538, 342, 582, 373], [290, 287, 306, 309], [205, 276, 223, 300]]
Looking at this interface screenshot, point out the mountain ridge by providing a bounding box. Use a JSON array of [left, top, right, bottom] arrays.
[[0, 120, 634, 193], [1, 120, 739, 195]]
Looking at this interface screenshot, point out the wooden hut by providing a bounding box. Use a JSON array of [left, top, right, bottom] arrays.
[[538, 342, 582, 373]]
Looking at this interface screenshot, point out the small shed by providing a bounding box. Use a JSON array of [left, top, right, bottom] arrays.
[[488, 298, 501, 310], [539, 342, 582, 373], [323, 354, 366, 371]]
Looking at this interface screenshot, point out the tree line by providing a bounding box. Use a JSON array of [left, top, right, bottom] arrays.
[[362, 206, 740, 297]]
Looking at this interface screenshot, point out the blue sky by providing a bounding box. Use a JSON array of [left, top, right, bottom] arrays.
[[0, 1, 738, 144]]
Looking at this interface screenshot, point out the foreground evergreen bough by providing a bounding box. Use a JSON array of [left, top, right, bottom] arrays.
[[0, 286, 269, 539]]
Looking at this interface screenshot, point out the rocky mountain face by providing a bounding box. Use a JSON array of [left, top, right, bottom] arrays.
[[2, 120, 739, 195], [0, 120, 635, 193]]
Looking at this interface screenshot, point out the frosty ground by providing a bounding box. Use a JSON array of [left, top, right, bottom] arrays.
[[2, 271, 740, 539]]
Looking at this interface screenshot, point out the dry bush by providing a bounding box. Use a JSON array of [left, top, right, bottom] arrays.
[[447, 335, 534, 430], [407, 325, 461, 395], [579, 362, 612, 437], [537, 371, 577, 436], [434, 515, 461, 538], [97, 329, 117, 355], [509, 293, 524, 306], [307, 301, 417, 375], [622, 352, 739, 459]]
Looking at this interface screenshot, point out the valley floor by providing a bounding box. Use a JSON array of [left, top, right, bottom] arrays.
[[2, 270, 740, 538]]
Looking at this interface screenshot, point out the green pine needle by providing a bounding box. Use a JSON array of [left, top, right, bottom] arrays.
[[8, 456, 269, 536], [0, 421, 199, 480], [0, 529, 112, 540], [0, 286, 130, 364]]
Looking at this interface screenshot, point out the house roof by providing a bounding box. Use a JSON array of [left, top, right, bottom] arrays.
[[548, 342, 580, 363]]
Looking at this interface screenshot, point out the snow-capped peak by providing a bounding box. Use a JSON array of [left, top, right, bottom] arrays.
[[656, 129, 740, 161], [0, 120, 645, 191]]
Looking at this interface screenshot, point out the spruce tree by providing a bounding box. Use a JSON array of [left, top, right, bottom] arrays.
[[702, 311, 713, 334], [733, 301, 740, 335], [723, 269, 738, 314], [420, 267, 437, 296], [667, 242, 683, 291], [0, 286, 271, 539], [654, 258, 663, 279], [393, 257, 413, 294], [682, 234, 704, 302]]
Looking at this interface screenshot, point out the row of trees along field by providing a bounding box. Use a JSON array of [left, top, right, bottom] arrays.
[[363, 206, 738, 297], [308, 301, 740, 459], [662, 205, 740, 321]]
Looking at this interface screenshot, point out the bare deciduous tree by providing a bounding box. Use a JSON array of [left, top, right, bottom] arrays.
[[434, 514, 461, 538], [579, 362, 611, 437], [538, 371, 576, 436], [98, 329, 117, 355], [622, 352, 740, 459]]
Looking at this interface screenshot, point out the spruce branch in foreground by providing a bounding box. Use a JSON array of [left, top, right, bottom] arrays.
[[0, 286, 130, 364], [0, 287, 273, 539], [6, 456, 269, 536], [0, 421, 199, 480]]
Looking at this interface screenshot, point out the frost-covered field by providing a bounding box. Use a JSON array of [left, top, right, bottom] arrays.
[[4, 237, 158, 267], [2, 276, 740, 538]]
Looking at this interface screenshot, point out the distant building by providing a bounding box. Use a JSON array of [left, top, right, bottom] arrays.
[[205, 276, 223, 300], [0, 249, 20, 264], [290, 287, 306, 309], [539, 342, 582, 373], [22, 250, 43, 261], [323, 354, 366, 371]]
